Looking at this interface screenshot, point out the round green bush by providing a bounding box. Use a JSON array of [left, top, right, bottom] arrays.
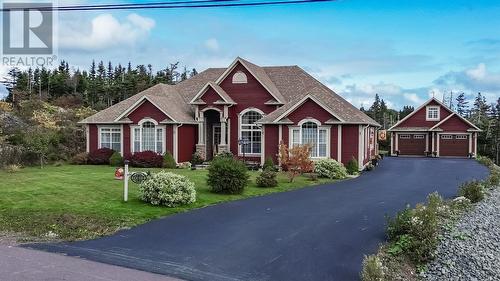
[[109, 151, 123, 167], [139, 171, 196, 207], [345, 157, 359, 175], [314, 158, 348, 179], [207, 157, 249, 194], [256, 169, 278, 187]]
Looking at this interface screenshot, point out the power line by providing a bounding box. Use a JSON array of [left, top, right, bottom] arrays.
[[0, 0, 336, 12]]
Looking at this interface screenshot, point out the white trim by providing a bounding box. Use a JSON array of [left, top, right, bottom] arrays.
[[437, 132, 472, 156], [468, 133, 472, 153], [287, 120, 331, 159], [426, 106, 440, 121], [200, 106, 223, 113], [114, 96, 177, 123], [389, 97, 482, 132], [130, 120, 166, 154], [278, 124, 282, 143], [97, 125, 122, 155], [358, 125, 364, 170], [425, 133, 429, 151], [337, 125, 342, 163], [273, 94, 345, 124], [85, 125, 90, 153], [120, 124, 124, 156], [173, 125, 179, 163], [261, 125, 265, 165], [390, 131, 394, 155], [429, 113, 455, 130], [474, 132, 478, 155], [238, 108, 265, 156], [189, 82, 234, 104], [214, 57, 284, 104], [227, 119, 231, 151], [232, 71, 248, 84]]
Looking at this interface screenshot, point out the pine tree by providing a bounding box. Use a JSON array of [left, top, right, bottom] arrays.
[[455, 92, 469, 117]]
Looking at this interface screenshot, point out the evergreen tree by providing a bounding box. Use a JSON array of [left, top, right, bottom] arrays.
[[455, 92, 469, 117]]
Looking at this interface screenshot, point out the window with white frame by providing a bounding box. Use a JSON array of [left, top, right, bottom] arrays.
[[99, 127, 121, 152], [399, 134, 411, 139], [441, 134, 453, 139], [426, 106, 440, 121], [132, 120, 165, 154], [232, 71, 248, 84], [240, 110, 262, 154], [413, 134, 425, 139], [290, 121, 328, 158], [455, 135, 467, 139]]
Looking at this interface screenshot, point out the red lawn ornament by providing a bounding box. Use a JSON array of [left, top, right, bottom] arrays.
[[115, 167, 124, 180]]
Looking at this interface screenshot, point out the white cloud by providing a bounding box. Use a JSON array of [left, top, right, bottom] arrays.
[[204, 38, 220, 52], [59, 13, 155, 51], [403, 93, 424, 104]]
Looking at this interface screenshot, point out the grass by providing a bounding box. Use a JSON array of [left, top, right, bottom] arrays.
[[0, 165, 336, 241]]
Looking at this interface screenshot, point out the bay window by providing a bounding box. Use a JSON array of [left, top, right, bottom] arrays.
[[99, 127, 121, 153], [132, 120, 165, 154], [290, 120, 329, 158]]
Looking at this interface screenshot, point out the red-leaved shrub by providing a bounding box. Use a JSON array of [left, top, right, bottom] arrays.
[[130, 151, 163, 168], [87, 148, 114, 165]]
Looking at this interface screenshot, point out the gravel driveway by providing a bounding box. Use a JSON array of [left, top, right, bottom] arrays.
[[25, 158, 489, 281]]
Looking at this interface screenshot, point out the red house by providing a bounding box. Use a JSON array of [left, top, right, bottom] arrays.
[[388, 97, 481, 157], [80, 57, 380, 170]]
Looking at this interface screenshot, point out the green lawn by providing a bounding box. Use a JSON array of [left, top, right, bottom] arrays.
[[0, 165, 336, 241]]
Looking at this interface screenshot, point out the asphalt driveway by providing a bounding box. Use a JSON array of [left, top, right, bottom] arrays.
[[26, 158, 489, 281]]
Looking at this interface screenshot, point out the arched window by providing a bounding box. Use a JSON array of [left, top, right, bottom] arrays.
[[232, 71, 248, 84], [240, 110, 263, 154], [290, 120, 328, 158], [132, 120, 165, 154]]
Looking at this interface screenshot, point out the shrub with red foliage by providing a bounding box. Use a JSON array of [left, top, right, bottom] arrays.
[[87, 148, 114, 165], [130, 151, 163, 168]]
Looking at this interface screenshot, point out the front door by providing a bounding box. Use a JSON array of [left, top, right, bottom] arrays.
[[212, 124, 221, 158]]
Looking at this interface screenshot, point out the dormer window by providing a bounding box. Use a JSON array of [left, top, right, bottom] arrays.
[[232, 71, 247, 84], [426, 106, 440, 121]]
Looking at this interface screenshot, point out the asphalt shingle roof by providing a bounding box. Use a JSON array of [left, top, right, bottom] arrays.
[[80, 58, 379, 127]]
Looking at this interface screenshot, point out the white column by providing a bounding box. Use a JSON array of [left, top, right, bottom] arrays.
[[436, 133, 440, 157], [425, 133, 429, 152], [261, 125, 265, 166], [474, 132, 478, 156], [173, 125, 179, 163], [337, 125, 342, 163], [220, 121, 227, 145], [86, 125, 90, 153], [358, 125, 364, 170], [468, 133, 472, 154]]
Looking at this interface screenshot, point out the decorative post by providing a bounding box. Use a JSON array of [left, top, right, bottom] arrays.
[[238, 138, 249, 164], [124, 160, 129, 202]]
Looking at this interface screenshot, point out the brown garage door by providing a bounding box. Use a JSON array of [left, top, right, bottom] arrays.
[[440, 134, 469, 157], [398, 134, 426, 156]]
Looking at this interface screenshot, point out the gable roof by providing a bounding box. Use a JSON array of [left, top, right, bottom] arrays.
[[189, 82, 235, 105], [388, 97, 481, 132], [80, 57, 379, 126], [214, 57, 285, 104]]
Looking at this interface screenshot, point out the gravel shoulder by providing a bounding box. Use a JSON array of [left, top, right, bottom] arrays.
[[423, 188, 500, 281]]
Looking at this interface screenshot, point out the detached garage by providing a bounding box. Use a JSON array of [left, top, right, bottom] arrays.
[[388, 98, 481, 158]]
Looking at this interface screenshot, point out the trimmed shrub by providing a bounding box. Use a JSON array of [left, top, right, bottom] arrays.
[[458, 180, 484, 203], [207, 157, 249, 194], [163, 151, 176, 168], [256, 169, 278, 187], [130, 151, 163, 168], [70, 152, 88, 165], [346, 157, 359, 175], [191, 152, 204, 165], [87, 148, 114, 165], [213, 151, 233, 161], [139, 171, 196, 207], [314, 158, 348, 179], [360, 255, 384, 281], [263, 156, 276, 171], [109, 152, 123, 167]]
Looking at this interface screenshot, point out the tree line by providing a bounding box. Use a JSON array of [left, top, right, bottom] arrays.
[[3, 60, 198, 110]]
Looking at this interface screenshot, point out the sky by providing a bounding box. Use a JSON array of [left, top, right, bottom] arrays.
[[1, 0, 500, 109]]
